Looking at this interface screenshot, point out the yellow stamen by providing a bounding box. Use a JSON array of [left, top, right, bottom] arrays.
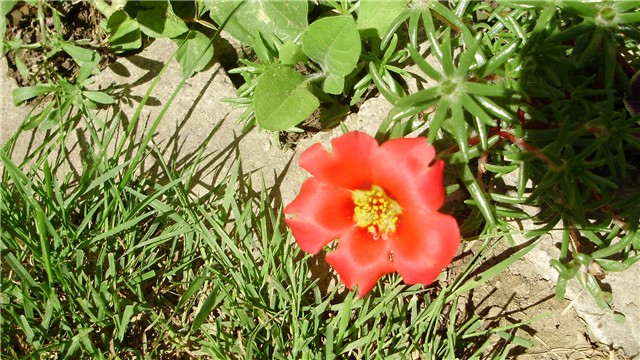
[[352, 185, 402, 240]]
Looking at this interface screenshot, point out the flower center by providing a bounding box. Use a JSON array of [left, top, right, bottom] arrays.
[[352, 185, 402, 239]]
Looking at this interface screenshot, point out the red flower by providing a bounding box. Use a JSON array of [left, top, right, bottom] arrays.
[[284, 131, 460, 297]]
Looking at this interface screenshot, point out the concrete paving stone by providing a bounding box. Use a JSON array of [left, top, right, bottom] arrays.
[[2, 39, 292, 198]]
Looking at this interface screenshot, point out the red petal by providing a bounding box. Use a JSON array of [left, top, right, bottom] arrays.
[[390, 210, 460, 285], [284, 178, 355, 254], [372, 137, 445, 212], [325, 228, 394, 297], [299, 131, 378, 190]]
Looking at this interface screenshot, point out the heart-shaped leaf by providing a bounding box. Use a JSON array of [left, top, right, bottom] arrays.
[[254, 67, 319, 131], [106, 10, 142, 53], [174, 31, 215, 77], [323, 73, 345, 95], [279, 41, 306, 66], [205, 0, 307, 49], [137, 2, 189, 38], [357, 0, 406, 39], [302, 16, 361, 94]]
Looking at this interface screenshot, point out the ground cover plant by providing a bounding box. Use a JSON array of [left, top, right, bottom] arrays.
[[1, 0, 639, 358]]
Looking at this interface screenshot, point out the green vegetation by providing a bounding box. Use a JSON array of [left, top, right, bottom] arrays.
[[2, 0, 639, 358]]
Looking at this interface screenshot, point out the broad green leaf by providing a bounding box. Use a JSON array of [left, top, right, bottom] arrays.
[[18, 315, 35, 344], [12, 84, 57, 105], [558, 0, 599, 18], [279, 41, 306, 66], [76, 59, 100, 85], [205, 0, 307, 48], [174, 30, 215, 77], [325, 324, 335, 358], [323, 73, 345, 95], [39, 106, 67, 131], [320, 103, 350, 128], [0, 1, 18, 52], [60, 42, 98, 64], [137, 2, 189, 38], [83, 91, 116, 105], [615, 1, 640, 12], [0, 0, 18, 17], [303, 16, 361, 78], [254, 67, 319, 131], [357, 0, 406, 39], [619, 11, 640, 24], [106, 10, 142, 53]]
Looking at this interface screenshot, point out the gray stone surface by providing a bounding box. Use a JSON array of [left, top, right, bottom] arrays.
[[1, 59, 30, 148], [2, 37, 639, 358], [2, 39, 294, 198]]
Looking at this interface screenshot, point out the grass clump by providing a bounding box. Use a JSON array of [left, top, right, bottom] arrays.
[[0, 46, 537, 360], [1, 147, 535, 358]]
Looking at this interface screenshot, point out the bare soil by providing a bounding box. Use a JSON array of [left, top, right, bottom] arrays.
[[4, 1, 114, 87], [466, 251, 626, 359]]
